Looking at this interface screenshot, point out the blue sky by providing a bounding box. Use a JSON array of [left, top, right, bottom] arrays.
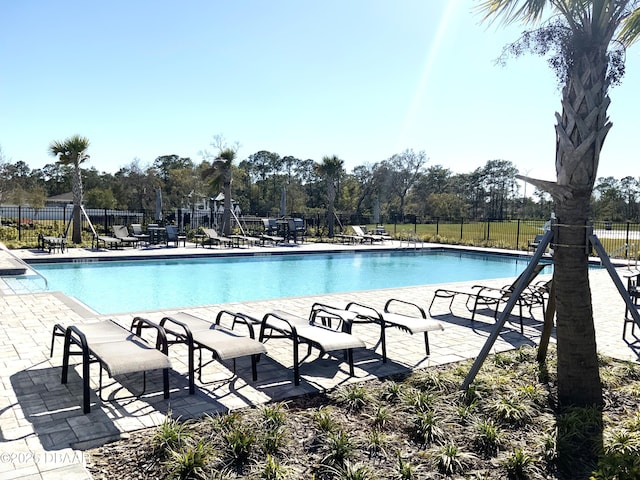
[[1, 0, 638, 186]]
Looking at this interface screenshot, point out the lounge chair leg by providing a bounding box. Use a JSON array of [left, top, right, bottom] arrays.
[[251, 355, 258, 381], [163, 368, 170, 399], [188, 344, 196, 395], [293, 338, 300, 386], [50, 323, 65, 357], [347, 349, 354, 376], [380, 322, 387, 363], [423, 331, 430, 356], [82, 348, 91, 414]]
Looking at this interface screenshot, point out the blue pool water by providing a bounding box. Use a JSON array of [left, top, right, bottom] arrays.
[[26, 250, 545, 314]]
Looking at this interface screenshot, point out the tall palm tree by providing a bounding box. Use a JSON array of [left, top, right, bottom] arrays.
[[203, 148, 236, 236], [479, 1, 640, 472], [480, 0, 640, 408], [48, 135, 90, 244], [315, 155, 344, 237]]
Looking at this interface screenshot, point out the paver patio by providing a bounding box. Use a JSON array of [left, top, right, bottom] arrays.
[[0, 241, 638, 479]]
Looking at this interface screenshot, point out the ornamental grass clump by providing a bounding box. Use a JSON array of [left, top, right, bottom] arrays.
[[500, 447, 535, 479], [164, 438, 213, 480], [322, 430, 356, 468], [260, 454, 289, 480], [379, 380, 403, 404], [413, 409, 444, 445], [222, 426, 255, 468], [396, 451, 418, 479], [153, 411, 192, 455], [313, 406, 340, 434], [431, 442, 475, 475], [325, 460, 375, 480], [474, 418, 503, 457], [336, 384, 370, 412]]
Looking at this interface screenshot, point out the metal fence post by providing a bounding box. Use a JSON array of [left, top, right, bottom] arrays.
[[516, 219, 521, 248], [460, 218, 464, 240], [18, 205, 22, 241], [626, 222, 631, 259]]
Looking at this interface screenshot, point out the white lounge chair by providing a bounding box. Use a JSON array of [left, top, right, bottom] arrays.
[[160, 311, 267, 394], [259, 309, 366, 385]]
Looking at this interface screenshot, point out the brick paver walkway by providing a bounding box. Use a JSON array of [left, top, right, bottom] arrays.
[[0, 241, 638, 479]]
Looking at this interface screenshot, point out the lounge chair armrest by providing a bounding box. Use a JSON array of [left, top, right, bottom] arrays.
[[384, 298, 426, 319], [309, 302, 355, 331], [260, 311, 299, 340], [216, 310, 260, 339], [65, 325, 90, 351], [132, 317, 169, 354], [345, 301, 382, 320], [159, 315, 194, 344], [472, 285, 511, 296]]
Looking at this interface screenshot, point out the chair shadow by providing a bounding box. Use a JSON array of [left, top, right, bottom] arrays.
[[250, 347, 411, 402], [429, 307, 544, 350], [6, 362, 211, 450]]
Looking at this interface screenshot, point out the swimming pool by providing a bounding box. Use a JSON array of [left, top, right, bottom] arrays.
[[21, 250, 548, 314]]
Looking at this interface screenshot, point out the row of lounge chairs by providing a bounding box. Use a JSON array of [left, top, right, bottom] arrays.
[[50, 264, 553, 413], [336, 225, 392, 244], [50, 298, 446, 412]]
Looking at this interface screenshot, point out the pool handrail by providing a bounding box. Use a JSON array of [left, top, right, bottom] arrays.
[[3, 247, 49, 289]]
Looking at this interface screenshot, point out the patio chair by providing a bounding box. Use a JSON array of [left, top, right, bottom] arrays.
[[131, 224, 150, 245], [37, 233, 67, 253], [260, 219, 285, 245], [429, 263, 548, 333], [351, 225, 384, 244], [259, 309, 366, 386], [51, 318, 171, 413], [310, 299, 444, 363], [93, 233, 122, 250], [165, 225, 187, 247], [201, 228, 234, 248], [159, 311, 267, 394], [112, 225, 140, 247], [287, 218, 306, 244]]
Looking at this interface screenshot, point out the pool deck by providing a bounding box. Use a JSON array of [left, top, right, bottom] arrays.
[[1, 239, 639, 479]]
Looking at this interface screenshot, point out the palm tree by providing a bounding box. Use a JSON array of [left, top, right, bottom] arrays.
[[315, 155, 344, 237], [479, 1, 640, 472], [203, 148, 236, 236], [48, 135, 90, 244]]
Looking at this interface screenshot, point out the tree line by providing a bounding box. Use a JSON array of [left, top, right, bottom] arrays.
[[1, 143, 639, 224]]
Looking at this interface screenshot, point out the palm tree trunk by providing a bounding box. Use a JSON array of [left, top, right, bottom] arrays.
[[71, 164, 84, 244], [554, 193, 602, 406], [327, 182, 336, 237], [222, 169, 232, 236], [553, 47, 606, 474]]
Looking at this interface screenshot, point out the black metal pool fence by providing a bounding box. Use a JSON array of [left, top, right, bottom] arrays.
[[1, 205, 639, 259]]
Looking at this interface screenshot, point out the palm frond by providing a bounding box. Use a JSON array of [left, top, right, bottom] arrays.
[[477, 0, 551, 26], [619, 6, 640, 46]]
